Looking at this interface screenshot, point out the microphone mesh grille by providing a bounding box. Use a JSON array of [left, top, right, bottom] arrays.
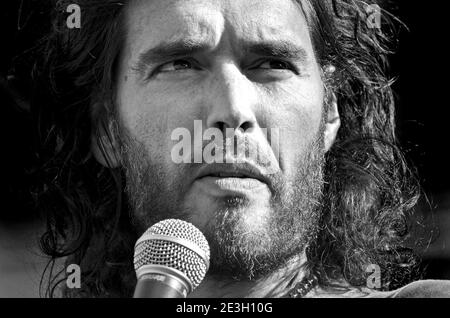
[[134, 219, 210, 290]]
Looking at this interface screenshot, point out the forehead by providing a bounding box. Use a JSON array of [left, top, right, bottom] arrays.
[[124, 0, 313, 57]]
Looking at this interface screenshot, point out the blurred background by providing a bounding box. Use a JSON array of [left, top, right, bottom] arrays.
[[0, 0, 449, 296], [392, 2, 450, 280]]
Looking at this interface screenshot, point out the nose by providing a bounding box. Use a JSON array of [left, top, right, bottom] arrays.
[[205, 62, 258, 133]]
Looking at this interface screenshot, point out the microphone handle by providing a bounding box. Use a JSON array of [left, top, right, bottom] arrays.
[[133, 274, 187, 298]]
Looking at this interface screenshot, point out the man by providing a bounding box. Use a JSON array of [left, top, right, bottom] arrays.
[[31, 0, 450, 297]]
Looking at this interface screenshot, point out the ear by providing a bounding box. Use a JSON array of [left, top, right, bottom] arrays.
[[324, 91, 340, 153], [91, 114, 121, 168]]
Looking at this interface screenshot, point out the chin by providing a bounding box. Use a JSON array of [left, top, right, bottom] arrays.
[[182, 186, 272, 230]]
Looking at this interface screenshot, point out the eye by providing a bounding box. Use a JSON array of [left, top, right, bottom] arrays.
[[158, 59, 196, 73], [249, 59, 299, 75], [258, 60, 292, 70]]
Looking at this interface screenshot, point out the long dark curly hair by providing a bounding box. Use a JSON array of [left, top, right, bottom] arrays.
[[30, 0, 422, 297]]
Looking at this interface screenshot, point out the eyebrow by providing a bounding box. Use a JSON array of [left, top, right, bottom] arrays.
[[244, 40, 309, 62], [133, 39, 212, 77], [133, 38, 309, 77]]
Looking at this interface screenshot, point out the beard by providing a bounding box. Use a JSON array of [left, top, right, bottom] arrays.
[[116, 118, 326, 281]]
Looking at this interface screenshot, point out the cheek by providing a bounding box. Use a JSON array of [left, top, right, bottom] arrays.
[[260, 79, 324, 173], [117, 81, 202, 166]]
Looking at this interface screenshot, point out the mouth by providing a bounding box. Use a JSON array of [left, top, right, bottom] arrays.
[[194, 162, 272, 196], [196, 163, 270, 183]]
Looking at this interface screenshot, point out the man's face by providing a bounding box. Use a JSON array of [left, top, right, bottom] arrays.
[[114, 0, 329, 279]]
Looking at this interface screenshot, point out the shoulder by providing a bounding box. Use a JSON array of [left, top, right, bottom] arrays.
[[306, 280, 450, 298], [387, 280, 450, 298]]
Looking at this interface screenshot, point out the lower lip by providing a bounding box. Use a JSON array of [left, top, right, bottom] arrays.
[[195, 176, 268, 196]]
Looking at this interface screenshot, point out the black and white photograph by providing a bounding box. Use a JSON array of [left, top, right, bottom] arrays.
[[1, 0, 450, 301]]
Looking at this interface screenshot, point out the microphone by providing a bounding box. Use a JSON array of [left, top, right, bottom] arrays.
[[133, 219, 210, 298]]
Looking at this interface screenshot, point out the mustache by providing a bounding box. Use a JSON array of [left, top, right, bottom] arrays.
[[188, 132, 281, 175]]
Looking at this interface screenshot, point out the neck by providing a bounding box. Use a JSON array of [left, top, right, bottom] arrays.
[[189, 253, 309, 298]]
